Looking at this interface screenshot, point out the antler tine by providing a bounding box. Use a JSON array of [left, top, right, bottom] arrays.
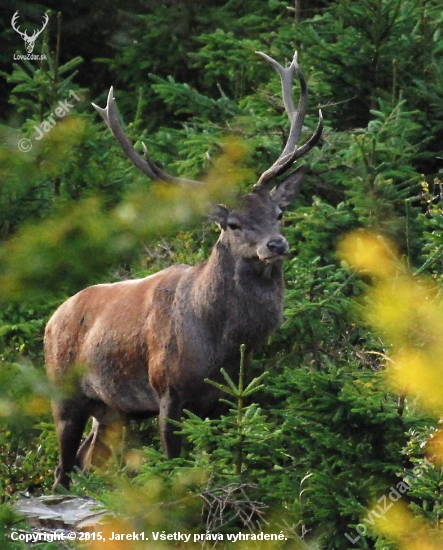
[[11, 11, 26, 39], [30, 13, 49, 39], [92, 87, 202, 186], [34, 13, 49, 38], [255, 51, 323, 188], [256, 51, 305, 157]]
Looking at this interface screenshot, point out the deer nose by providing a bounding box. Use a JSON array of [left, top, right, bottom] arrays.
[[267, 237, 289, 256]]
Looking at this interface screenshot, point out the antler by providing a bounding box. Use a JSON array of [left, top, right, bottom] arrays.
[[92, 87, 202, 185], [254, 51, 323, 189], [32, 13, 49, 40], [11, 11, 49, 41], [93, 53, 322, 188], [11, 11, 27, 40]]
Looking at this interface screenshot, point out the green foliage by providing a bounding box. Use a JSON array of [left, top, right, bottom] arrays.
[[186, 345, 275, 481], [1, 37, 86, 236], [4, 52, 84, 122], [401, 427, 443, 530], [0, 504, 27, 549], [1, 0, 443, 548], [265, 362, 417, 549]]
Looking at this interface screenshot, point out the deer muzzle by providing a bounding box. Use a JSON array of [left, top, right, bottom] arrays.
[[257, 236, 289, 261]]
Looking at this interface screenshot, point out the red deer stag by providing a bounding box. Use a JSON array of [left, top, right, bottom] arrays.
[[45, 51, 323, 489]]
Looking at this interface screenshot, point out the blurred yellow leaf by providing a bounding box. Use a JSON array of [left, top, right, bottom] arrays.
[[373, 501, 443, 550], [337, 229, 401, 278]]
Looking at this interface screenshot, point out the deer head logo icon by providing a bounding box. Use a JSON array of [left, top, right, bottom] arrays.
[[11, 11, 49, 54]]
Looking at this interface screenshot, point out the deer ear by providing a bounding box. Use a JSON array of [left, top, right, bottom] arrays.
[[209, 204, 229, 230], [270, 164, 307, 208]]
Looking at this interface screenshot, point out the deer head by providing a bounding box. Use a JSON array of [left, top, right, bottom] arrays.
[[11, 11, 49, 54]]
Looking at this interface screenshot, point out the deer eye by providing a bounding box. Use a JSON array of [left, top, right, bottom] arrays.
[[277, 212, 283, 221], [227, 221, 241, 231]]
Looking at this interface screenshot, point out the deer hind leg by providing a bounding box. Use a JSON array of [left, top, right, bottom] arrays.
[[75, 418, 104, 471], [76, 416, 125, 472], [159, 387, 183, 459], [52, 398, 91, 490]]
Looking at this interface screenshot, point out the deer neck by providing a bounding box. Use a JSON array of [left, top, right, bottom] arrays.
[[188, 237, 285, 353], [196, 237, 284, 306]]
